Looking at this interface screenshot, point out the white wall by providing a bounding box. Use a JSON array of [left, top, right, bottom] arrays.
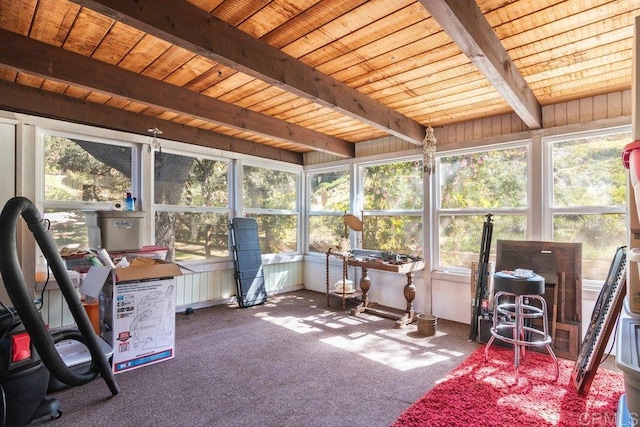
[[0, 121, 16, 305]]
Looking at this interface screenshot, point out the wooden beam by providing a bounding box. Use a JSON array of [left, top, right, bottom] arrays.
[[0, 79, 303, 164], [419, 0, 542, 129], [0, 29, 353, 158], [67, 0, 426, 145]]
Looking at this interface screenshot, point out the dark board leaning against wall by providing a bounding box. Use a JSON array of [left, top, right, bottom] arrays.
[[230, 218, 267, 308], [496, 240, 582, 360]]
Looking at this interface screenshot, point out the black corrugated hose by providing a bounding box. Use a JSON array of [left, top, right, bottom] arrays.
[[0, 196, 119, 396]]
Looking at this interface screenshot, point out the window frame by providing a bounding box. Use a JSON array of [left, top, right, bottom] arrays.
[[356, 154, 424, 256], [306, 164, 352, 254], [39, 128, 142, 249], [542, 125, 631, 284], [542, 125, 630, 236], [40, 129, 142, 209], [152, 147, 233, 262], [238, 159, 303, 257], [432, 139, 532, 274]]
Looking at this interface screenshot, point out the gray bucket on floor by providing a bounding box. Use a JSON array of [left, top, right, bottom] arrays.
[[417, 313, 437, 337]]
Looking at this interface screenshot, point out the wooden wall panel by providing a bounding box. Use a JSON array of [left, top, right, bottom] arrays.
[[305, 90, 632, 165], [264, 261, 304, 292], [41, 261, 303, 327], [355, 136, 415, 158], [608, 91, 623, 117], [593, 94, 608, 120], [304, 150, 344, 165], [41, 288, 75, 329], [543, 90, 631, 128], [623, 90, 632, 116], [437, 89, 631, 149]]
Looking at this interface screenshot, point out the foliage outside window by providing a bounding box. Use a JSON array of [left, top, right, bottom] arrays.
[[549, 128, 630, 281], [437, 145, 528, 269], [154, 152, 229, 261], [361, 159, 423, 256], [242, 165, 299, 254], [307, 169, 350, 253], [43, 134, 133, 249]]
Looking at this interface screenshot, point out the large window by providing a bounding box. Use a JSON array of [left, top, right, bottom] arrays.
[[547, 127, 630, 281], [242, 164, 300, 254], [43, 134, 135, 249], [307, 168, 350, 253], [154, 151, 230, 261], [360, 159, 423, 256], [436, 144, 529, 270]]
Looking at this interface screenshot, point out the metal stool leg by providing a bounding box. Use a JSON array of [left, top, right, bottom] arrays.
[[514, 295, 522, 383], [484, 291, 504, 362], [485, 291, 558, 384], [537, 295, 559, 381]]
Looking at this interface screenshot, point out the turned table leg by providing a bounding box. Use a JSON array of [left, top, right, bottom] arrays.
[[395, 272, 417, 328], [351, 267, 370, 315]]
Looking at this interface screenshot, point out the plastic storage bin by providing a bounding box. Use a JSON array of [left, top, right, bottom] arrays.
[[616, 315, 640, 415], [85, 210, 145, 251]]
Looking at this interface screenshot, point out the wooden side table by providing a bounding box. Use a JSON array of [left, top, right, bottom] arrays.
[[325, 248, 361, 310], [348, 258, 424, 328]]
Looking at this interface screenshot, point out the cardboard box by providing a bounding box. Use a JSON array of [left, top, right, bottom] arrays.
[[80, 259, 182, 374], [111, 245, 169, 262], [81, 259, 182, 298], [114, 260, 182, 283], [104, 277, 177, 373]]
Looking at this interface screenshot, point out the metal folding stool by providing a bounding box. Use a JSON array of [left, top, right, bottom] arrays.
[[484, 271, 559, 384]]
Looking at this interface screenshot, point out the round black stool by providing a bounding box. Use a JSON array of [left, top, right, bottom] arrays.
[[484, 271, 559, 384]]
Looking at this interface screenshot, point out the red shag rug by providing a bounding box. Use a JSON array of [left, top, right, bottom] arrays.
[[394, 345, 625, 426]]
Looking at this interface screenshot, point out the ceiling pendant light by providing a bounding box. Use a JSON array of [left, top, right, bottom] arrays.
[[423, 125, 436, 175], [147, 127, 163, 153]]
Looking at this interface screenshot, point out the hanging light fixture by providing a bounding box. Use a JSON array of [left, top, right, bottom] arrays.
[[423, 125, 436, 175], [147, 127, 163, 153]]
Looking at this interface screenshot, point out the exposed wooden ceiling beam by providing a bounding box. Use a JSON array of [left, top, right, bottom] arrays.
[[67, 0, 427, 145], [0, 79, 303, 164], [0, 29, 353, 158], [419, 0, 542, 129]]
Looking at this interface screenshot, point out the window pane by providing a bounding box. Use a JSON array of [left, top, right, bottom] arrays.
[[44, 135, 131, 202], [363, 161, 423, 210], [439, 147, 527, 209], [309, 170, 350, 212], [155, 153, 228, 207], [553, 213, 626, 281], [363, 215, 422, 256], [44, 208, 89, 249], [243, 166, 297, 210], [309, 215, 344, 253], [439, 214, 527, 269], [552, 132, 629, 207], [155, 211, 229, 261], [246, 214, 297, 253]]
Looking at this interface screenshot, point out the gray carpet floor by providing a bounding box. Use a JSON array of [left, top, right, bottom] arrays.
[[33, 290, 565, 426]]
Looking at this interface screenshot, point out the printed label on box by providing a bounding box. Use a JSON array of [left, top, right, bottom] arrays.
[[111, 278, 176, 373]]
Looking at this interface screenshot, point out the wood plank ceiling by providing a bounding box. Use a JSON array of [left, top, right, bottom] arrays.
[[0, 0, 637, 164]]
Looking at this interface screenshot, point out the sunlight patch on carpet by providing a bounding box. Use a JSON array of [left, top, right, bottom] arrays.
[[375, 327, 447, 349], [437, 348, 465, 357], [256, 314, 323, 333], [320, 334, 450, 371]]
